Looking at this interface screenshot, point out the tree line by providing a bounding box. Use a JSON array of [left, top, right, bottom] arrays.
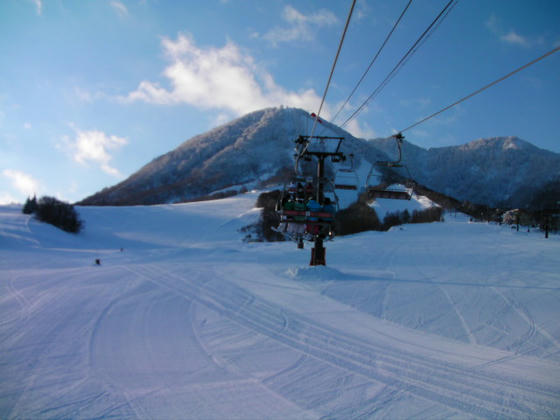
[[22, 196, 83, 233]]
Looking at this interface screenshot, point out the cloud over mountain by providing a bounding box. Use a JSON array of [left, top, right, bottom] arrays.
[[124, 34, 324, 118]]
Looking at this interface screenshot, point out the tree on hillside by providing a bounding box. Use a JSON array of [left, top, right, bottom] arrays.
[[335, 202, 382, 235], [22, 196, 38, 214], [34, 196, 83, 233]]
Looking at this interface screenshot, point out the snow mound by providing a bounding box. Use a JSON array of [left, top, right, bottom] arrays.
[[287, 265, 361, 282]]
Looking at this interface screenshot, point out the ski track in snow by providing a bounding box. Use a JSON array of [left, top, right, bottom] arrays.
[[438, 285, 477, 345], [491, 287, 560, 357], [1, 201, 560, 418], [122, 262, 559, 418]]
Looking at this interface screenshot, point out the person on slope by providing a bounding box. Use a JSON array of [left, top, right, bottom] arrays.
[[306, 198, 322, 235]]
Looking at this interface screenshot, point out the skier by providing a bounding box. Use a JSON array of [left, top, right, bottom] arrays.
[[322, 197, 336, 220], [293, 198, 307, 244], [304, 176, 314, 200], [280, 195, 296, 233], [306, 198, 322, 235], [296, 182, 305, 200], [321, 197, 336, 237]]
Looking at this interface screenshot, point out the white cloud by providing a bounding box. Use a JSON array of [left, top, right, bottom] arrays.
[[486, 14, 531, 48], [68, 128, 127, 177], [501, 30, 529, 47], [23, 122, 32, 129], [262, 5, 338, 46], [31, 0, 42, 15], [212, 112, 234, 127], [3, 169, 40, 197], [345, 119, 376, 139], [355, 0, 370, 21], [110, 1, 128, 17], [0, 193, 19, 205], [122, 33, 378, 140], [74, 87, 94, 103], [74, 87, 107, 103], [123, 34, 324, 116], [485, 14, 500, 34]]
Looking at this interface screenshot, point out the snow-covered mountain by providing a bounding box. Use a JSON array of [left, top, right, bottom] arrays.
[[80, 107, 560, 209], [79, 107, 387, 205], [370, 136, 560, 208]]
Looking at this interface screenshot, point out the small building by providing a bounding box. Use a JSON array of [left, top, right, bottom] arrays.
[[502, 209, 535, 227]]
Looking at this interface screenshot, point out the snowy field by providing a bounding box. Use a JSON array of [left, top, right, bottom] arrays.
[[1, 192, 559, 418]]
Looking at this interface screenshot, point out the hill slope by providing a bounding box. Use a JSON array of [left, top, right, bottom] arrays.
[[1, 197, 559, 417], [80, 107, 387, 205], [80, 107, 560, 209], [371, 136, 560, 207]]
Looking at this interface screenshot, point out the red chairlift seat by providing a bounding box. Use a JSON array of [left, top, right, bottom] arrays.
[[279, 209, 335, 223]]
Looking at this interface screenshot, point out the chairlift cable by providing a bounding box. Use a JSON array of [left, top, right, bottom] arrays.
[[297, 0, 357, 173], [403, 0, 458, 67], [309, 0, 356, 139], [340, 0, 456, 129], [399, 45, 560, 134], [331, 0, 413, 124]]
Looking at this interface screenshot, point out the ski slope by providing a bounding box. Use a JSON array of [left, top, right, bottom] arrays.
[[1, 194, 559, 418]]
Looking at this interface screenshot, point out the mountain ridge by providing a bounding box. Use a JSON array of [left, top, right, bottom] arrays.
[[80, 107, 560, 209], [369, 135, 560, 208]]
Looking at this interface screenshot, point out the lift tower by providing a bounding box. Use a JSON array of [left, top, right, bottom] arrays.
[[294, 135, 346, 266]]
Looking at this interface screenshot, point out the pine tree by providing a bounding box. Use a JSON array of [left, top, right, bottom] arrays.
[[22, 195, 38, 214]]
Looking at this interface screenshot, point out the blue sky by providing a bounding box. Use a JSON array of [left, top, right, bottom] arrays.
[[1, 0, 559, 204]]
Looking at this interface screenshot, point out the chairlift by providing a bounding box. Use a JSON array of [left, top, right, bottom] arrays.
[[277, 135, 347, 262], [368, 187, 411, 201], [275, 181, 337, 245], [365, 133, 412, 201], [377, 132, 404, 168], [334, 153, 360, 191]]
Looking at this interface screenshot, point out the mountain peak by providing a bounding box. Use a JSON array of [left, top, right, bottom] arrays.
[[462, 136, 534, 152], [78, 106, 374, 205], [79, 107, 558, 209]]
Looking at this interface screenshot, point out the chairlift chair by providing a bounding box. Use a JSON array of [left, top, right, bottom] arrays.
[[365, 133, 412, 201], [334, 153, 359, 191], [277, 135, 346, 246], [275, 179, 337, 243], [368, 187, 411, 201]]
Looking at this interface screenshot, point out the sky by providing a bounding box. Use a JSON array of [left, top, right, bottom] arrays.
[[1, 0, 559, 204]]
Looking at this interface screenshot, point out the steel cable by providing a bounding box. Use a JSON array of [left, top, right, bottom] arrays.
[[331, 0, 413, 125], [400, 45, 560, 133], [341, 0, 457, 129]]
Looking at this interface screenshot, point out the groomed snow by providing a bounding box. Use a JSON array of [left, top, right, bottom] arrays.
[[1, 193, 559, 418]]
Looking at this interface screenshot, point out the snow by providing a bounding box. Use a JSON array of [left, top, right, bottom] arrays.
[[1, 194, 560, 418]]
